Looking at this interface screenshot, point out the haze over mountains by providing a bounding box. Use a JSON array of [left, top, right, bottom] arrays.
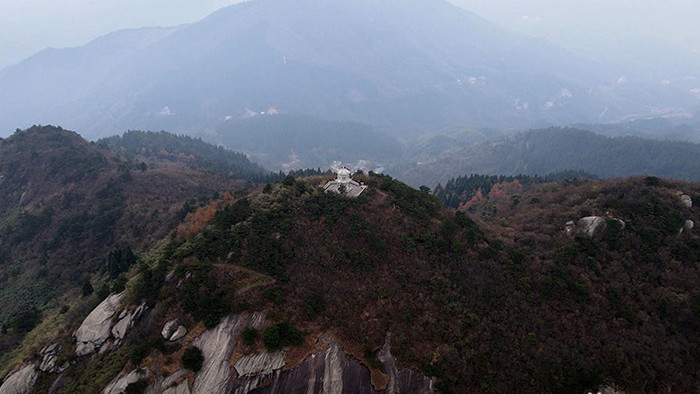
[[3, 2, 700, 393], [1, 0, 697, 140]]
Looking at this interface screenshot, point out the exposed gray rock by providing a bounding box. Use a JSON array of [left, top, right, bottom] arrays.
[[162, 370, 189, 390], [162, 320, 187, 341], [578, 216, 606, 237], [0, 364, 39, 394], [565, 221, 576, 237], [234, 351, 286, 377], [231, 335, 433, 394], [165, 269, 176, 282], [111, 314, 131, 341], [39, 344, 68, 374], [169, 325, 188, 342], [680, 194, 693, 208], [112, 302, 148, 340], [575, 216, 625, 237], [377, 333, 397, 393], [102, 369, 148, 394], [190, 312, 266, 394], [75, 293, 124, 356], [684, 220, 694, 231], [162, 320, 178, 340], [163, 380, 191, 394], [377, 332, 433, 394]]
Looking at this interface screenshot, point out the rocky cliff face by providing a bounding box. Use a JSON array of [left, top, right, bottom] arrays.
[[0, 364, 38, 394], [230, 335, 433, 394], [174, 313, 431, 394], [1, 291, 432, 394], [74, 293, 125, 356]]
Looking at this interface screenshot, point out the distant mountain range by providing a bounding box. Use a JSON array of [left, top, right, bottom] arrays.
[[395, 127, 700, 187], [1, 0, 696, 139]]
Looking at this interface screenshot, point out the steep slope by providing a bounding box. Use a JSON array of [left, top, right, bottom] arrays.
[[3, 172, 699, 393], [0, 126, 248, 358], [1, 0, 695, 139], [396, 127, 700, 187]]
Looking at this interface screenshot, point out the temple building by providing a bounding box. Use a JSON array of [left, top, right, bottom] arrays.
[[323, 168, 367, 197]]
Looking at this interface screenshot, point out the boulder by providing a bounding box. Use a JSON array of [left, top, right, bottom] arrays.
[[0, 364, 39, 394], [565, 221, 576, 237], [75, 293, 124, 356], [577, 216, 606, 237], [684, 220, 694, 231], [680, 194, 693, 208], [38, 344, 69, 374], [162, 320, 188, 341], [102, 369, 148, 394], [162, 320, 178, 340], [190, 312, 266, 394], [112, 302, 147, 340], [169, 325, 188, 342], [111, 315, 131, 341]]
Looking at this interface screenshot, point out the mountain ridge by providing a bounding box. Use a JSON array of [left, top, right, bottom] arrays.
[[396, 127, 700, 187], [1, 0, 694, 139]]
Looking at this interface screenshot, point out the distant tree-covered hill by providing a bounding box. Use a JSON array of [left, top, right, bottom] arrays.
[[396, 127, 700, 186], [434, 171, 597, 208], [98, 130, 270, 181], [574, 118, 700, 143]]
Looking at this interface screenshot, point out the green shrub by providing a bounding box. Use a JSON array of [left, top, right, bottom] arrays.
[[266, 287, 284, 305], [364, 348, 382, 369], [241, 327, 259, 347], [81, 280, 94, 297], [111, 274, 128, 293], [262, 322, 303, 352], [604, 219, 623, 248], [9, 307, 41, 333], [124, 380, 148, 394], [182, 347, 204, 372], [107, 247, 138, 278], [304, 293, 326, 320]]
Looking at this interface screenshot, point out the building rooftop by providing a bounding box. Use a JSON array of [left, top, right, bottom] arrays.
[[323, 168, 367, 198]]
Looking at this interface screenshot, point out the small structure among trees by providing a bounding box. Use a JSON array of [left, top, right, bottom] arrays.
[[323, 168, 367, 197]]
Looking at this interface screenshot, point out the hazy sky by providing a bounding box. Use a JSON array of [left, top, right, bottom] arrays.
[[2, 0, 700, 70], [0, 0, 242, 69]]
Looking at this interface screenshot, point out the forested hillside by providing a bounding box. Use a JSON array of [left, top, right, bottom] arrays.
[[98, 130, 269, 181], [434, 171, 597, 208], [2, 165, 698, 392], [0, 126, 247, 360], [396, 127, 700, 187]]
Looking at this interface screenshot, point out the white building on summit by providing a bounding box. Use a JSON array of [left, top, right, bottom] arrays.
[[323, 168, 367, 197]]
